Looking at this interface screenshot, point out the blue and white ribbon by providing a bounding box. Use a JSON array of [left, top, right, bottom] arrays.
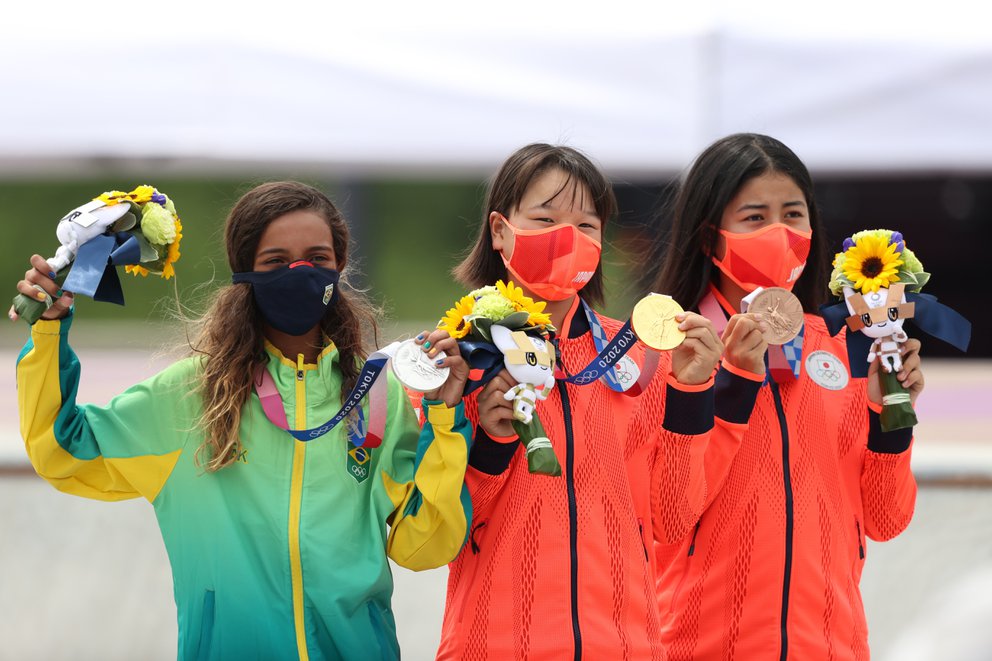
[[556, 300, 657, 396]]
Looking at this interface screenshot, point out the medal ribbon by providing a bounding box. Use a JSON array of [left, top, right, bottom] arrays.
[[819, 292, 971, 377], [253, 341, 403, 447], [772, 326, 805, 381], [554, 300, 658, 396]]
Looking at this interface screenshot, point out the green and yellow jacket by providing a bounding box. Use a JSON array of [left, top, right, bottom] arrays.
[[16, 315, 472, 660]]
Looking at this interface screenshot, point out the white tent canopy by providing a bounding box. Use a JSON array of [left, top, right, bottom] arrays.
[[2, 1, 990, 177]]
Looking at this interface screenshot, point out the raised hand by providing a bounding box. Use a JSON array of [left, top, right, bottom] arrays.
[[671, 312, 724, 385], [10, 254, 74, 322], [868, 338, 924, 407], [414, 329, 470, 409], [721, 313, 769, 376]]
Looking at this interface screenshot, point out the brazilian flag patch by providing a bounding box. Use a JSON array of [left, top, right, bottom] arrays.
[[347, 442, 372, 484]]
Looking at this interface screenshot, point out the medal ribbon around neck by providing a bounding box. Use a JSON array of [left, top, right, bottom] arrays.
[[252, 341, 405, 448], [553, 299, 659, 396]]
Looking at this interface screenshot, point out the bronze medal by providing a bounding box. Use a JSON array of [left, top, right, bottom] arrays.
[[747, 287, 804, 345]]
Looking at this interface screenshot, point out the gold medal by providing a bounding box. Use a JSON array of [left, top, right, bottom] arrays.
[[631, 294, 686, 351], [747, 287, 804, 345]]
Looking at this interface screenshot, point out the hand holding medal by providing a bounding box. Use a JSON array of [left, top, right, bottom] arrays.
[[632, 293, 723, 385], [405, 331, 472, 409], [744, 287, 804, 345]]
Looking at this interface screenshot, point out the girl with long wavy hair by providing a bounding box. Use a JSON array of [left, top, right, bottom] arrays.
[[13, 181, 473, 659]]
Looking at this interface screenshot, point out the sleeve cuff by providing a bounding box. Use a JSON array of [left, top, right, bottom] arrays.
[[32, 311, 73, 336], [663, 376, 715, 436], [867, 407, 913, 454], [468, 425, 520, 475], [665, 371, 716, 393], [714, 364, 763, 425], [423, 399, 464, 427], [720, 359, 765, 382]]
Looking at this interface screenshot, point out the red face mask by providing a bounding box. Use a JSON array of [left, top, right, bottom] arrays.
[[498, 219, 602, 301], [712, 224, 812, 292]]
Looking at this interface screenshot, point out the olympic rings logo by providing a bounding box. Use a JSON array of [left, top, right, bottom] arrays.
[[815, 368, 841, 382]]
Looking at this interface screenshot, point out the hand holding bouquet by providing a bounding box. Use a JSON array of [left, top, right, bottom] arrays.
[[12, 185, 182, 324], [438, 280, 562, 476], [829, 230, 926, 430]]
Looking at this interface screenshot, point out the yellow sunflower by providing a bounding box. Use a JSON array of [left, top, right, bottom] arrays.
[[841, 234, 903, 293], [495, 279, 552, 327], [96, 190, 130, 206], [127, 185, 156, 204], [125, 264, 150, 277], [437, 294, 475, 339], [497, 279, 552, 326], [160, 217, 182, 279]]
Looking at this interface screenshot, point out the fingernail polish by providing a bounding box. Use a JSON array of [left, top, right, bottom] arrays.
[[48, 271, 57, 279], [423, 341, 431, 349], [36, 291, 47, 301], [435, 359, 444, 366], [416, 333, 425, 341]]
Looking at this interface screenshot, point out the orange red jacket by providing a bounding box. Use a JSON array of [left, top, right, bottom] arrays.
[[435, 299, 750, 660], [656, 303, 917, 661]]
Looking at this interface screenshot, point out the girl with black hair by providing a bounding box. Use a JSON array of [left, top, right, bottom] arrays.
[[648, 134, 923, 660]]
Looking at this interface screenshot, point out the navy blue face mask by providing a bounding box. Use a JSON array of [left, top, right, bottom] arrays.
[[232, 261, 340, 336]]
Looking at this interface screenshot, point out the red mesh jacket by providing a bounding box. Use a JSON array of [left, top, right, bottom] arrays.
[[656, 308, 917, 661], [435, 300, 752, 660]]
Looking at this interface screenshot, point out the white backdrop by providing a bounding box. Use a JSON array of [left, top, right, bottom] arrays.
[[1, 0, 990, 177]]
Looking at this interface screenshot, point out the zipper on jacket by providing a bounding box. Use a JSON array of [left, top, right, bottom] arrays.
[[687, 520, 701, 557], [769, 380, 794, 661], [289, 353, 310, 660], [458, 520, 489, 624], [637, 518, 649, 562], [855, 519, 865, 560], [557, 378, 583, 661], [470, 520, 487, 554], [669, 519, 702, 615]]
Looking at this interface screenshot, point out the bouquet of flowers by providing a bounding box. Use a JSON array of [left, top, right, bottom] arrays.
[[106, 185, 183, 280], [828, 230, 927, 430], [13, 185, 182, 324], [438, 280, 562, 476], [829, 230, 929, 298]]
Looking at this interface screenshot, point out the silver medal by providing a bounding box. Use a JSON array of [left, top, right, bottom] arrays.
[[391, 339, 450, 392]]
